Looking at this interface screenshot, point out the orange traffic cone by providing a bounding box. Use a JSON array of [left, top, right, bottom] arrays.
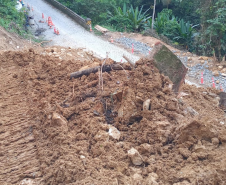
[[212, 77, 216, 88], [54, 27, 56, 34], [110, 37, 114, 43], [42, 13, 44, 19], [90, 25, 92, 32], [132, 43, 134, 54], [56, 28, 60, 35], [48, 17, 51, 26], [220, 84, 224, 92], [201, 72, 204, 84], [51, 21, 54, 26]]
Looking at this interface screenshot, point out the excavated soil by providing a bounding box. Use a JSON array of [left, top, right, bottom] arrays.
[[1, 47, 226, 185]]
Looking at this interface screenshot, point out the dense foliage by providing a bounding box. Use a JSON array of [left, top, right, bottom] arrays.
[[0, 0, 26, 35]]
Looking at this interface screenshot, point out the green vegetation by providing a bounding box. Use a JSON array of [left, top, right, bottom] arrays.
[[56, 0, 226, 60], [0, 0, 26, 35]]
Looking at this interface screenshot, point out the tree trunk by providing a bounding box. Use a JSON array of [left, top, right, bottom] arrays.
[[70, 64, 132, 79], [151, 0, 156, 31]]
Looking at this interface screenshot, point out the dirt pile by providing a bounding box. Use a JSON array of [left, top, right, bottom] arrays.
[[1, 48, 226, 184], [0, 26, 33, 51]]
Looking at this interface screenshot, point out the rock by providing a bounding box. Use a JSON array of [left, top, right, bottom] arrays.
[[188, 57, 192, 61], [132, 173, 143, 185], [138, 143, 153, 154], [218, 65, 223, 69], [80, 155, 86, 159], [67, 53, 72, 57], [186, 106, 199, 116], [193, 140, 206, 152], [53, 52, 57, 55], [117, 88, 137, 121], [143, 99, 151, 110], [108, 125, 120, 140], [221, 73, 226, 77], [179, 148, 191, 158], [135, 96, 144, 104], [155, 121, 170, 127], [128, 148, 143, 166], [222, 68, 226, 73], [198, 56, 208, 60], [216, 80, 220, 84], [173, 180, 190, 185], [144, 173, 159, 185], [55, 55, 60, 58], [79, 65, 90, 71], [45, 48, 51, 52], [52, 112, 68, 132], [112, 90, 123, 101], [200, 60, 205, 64], [19, 178, 36, 185], [150, 43, 187, 93], [52, 47, 57, 52], [211, 138, 219, 145], [212, 70, 219, 76], [94, 130, 109, 141], [59, 57, 62, 60]]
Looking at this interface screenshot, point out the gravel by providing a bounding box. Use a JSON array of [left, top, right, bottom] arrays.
[[26, 0, 139, 63], [116, 37, 152, 55], [180, 56, 225, 91]]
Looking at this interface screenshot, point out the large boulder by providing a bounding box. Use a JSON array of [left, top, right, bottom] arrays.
[[150, 43, 187, 93]]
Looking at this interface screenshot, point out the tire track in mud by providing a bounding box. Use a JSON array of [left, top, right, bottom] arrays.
[[0, 60, 41, 184]]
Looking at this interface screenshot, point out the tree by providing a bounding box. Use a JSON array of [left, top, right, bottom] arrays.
[[151, 0, 156, 31]]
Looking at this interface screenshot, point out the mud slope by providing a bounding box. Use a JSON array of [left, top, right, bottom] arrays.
[[1, 48, 226, 184], [0, 52, 41, 184]]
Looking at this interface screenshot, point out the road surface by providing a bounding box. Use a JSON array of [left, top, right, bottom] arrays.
[[26, 0, 140, 62]]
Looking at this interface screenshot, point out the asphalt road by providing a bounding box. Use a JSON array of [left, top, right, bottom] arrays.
[[26, 0, 140, 63]]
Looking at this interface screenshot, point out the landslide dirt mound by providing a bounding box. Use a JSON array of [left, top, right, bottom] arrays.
[[1, 48, 226, 185], [0, 26, 33, 51]]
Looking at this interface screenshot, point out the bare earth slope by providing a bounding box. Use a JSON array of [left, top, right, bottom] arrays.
[[0, 52, 41, 184], [1, 47, 226, 184]]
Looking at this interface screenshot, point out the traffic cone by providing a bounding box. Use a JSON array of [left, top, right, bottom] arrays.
[[54, 27, 56, 34], [50, 21, 54, 26], [212, 77, 216, 88], [201, 72, 204, 84], [132, 43, 134, 54], [56, 28, 60, 35], [220, 84, 223, 92], [90, 25, 92, 32], [42, 13, 44, 19], [110, 37, 113, 43], [48, 17, 51, 26]]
